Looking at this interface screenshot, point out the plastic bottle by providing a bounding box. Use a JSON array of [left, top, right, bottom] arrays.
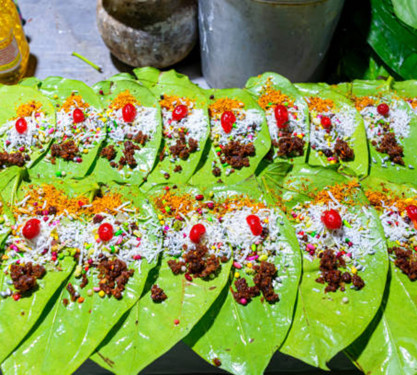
[[0, 0, 29, 84]]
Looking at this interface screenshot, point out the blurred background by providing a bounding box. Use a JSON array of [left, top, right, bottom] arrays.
[[6, 0, 417, 89]]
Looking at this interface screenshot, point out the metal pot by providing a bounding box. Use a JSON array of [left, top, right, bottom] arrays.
[[198, 0, 345, 88], [97, 0, 197, 68]]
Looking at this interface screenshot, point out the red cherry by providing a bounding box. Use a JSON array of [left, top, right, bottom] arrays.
[[321, 209, 342, 230], [73, 108, 85, 123], [246, 215, 263, 236], [406, 205, 417, 221], [172, 105, 188, 121], [122, 103, 136, 122], [321, 116, 332, 129], [221, 111, 236, 133], [22, 218, 41, 240], [274, 105, 289, 129], [377, 103, 389, 116], [15, 118, 28, 134], [190, 223, 206, 243], [98, 223, 114, 242]]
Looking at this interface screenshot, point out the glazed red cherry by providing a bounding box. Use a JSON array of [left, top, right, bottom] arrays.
[[321, 116, 332, 129], [98, 223, 114, 242], [274, 105, 289, 129], [22, 218, 41, 240], [15, 118, 28, 134], [172, 105, 188, 121], [321, 209, 342, 230], [190, 223, 206, 243], [73, 108, 85, 123], [246, 214, 263, 236], [377, 103, 389, 116], [221, 111, 236, 133], [122, 103, 136, 122], [406, 205, 417, 221]]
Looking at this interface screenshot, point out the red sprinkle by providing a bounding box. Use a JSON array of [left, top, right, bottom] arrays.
[[13, 294, 21, 301], [185, 273, 192, 282], [195, 194, 204, 201], [174, 319, 180, 325]]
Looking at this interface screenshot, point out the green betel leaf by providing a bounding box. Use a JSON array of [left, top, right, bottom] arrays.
[[183, 185, 302, 375], [0, 178, 81, 365], [295, 83, 369, 179], [368, 0, 417, 80], [142, 70, 210, 188], [2, 181, 161, 375], [92, 79, 163, 186], [0, 85, 56, 171], [261, 166, 388, 369], [28, 77, 106, 180], [245, 72, 310, 165], [133, 67, 161, 89], [392, 0, 417, 29], [345, 177, 417, 374], [350, 80, 417, 185], [190, 88, 271, 187], [91, 185, 232, 374]]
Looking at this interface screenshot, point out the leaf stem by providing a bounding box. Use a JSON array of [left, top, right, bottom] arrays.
[[71, 52, 102, 72]]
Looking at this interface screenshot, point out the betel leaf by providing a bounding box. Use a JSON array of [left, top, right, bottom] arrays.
[[394, 79, 417, 97], [392, 0, 417, 34], [0, 257, 74, 365], [351, 79, 417, 185], [245, 72, 310, 165], [345, 177, 417, 375], [189, 88, 271, 187], [133, 67, 161, 89], [0, 85, 56, 169], [295, 83, 369, 179], [368, 0, 417, 80], [2, 182, 160, 375], [261, 166, 389, 369], [28, 77, 106, 180], [91, 185, 232, 374], [141, 70, 210, 188], [92, 79, 163, 186], [183, 184, 302, 375]]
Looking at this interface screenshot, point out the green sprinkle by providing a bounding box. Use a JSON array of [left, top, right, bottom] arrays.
[[310, 231, 317, 237], [343, 220, 351, 228], [110, 246, 116, 254], [165, 206, 171, 213], [114, 230, 123, 236], [251, 244, 256, 251], [113, 120, 118, 129], [55, 171, 62, 177]]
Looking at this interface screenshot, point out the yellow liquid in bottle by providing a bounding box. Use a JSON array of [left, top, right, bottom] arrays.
[[0, 0, 29, 84]]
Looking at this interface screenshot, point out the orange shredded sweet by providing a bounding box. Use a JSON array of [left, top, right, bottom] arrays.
[[209, 98, 244, 118], [15, 101, 42, 118], [61, 93, 90, 113], [314, 181, 360, 206], [307, 97, 334, 112], [365, 189, 417, 213], [17, 184, 126, 218], [352, 96, 375, 111], [257, 78, 294, 110], [109, 90, 139, 110], [159, 95, 194, 111], [403, 97, 417, 109], [153, 191, 265, 218]]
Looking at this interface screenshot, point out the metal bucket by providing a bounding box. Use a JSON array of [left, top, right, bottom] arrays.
[[198, 0, 345, 88]]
